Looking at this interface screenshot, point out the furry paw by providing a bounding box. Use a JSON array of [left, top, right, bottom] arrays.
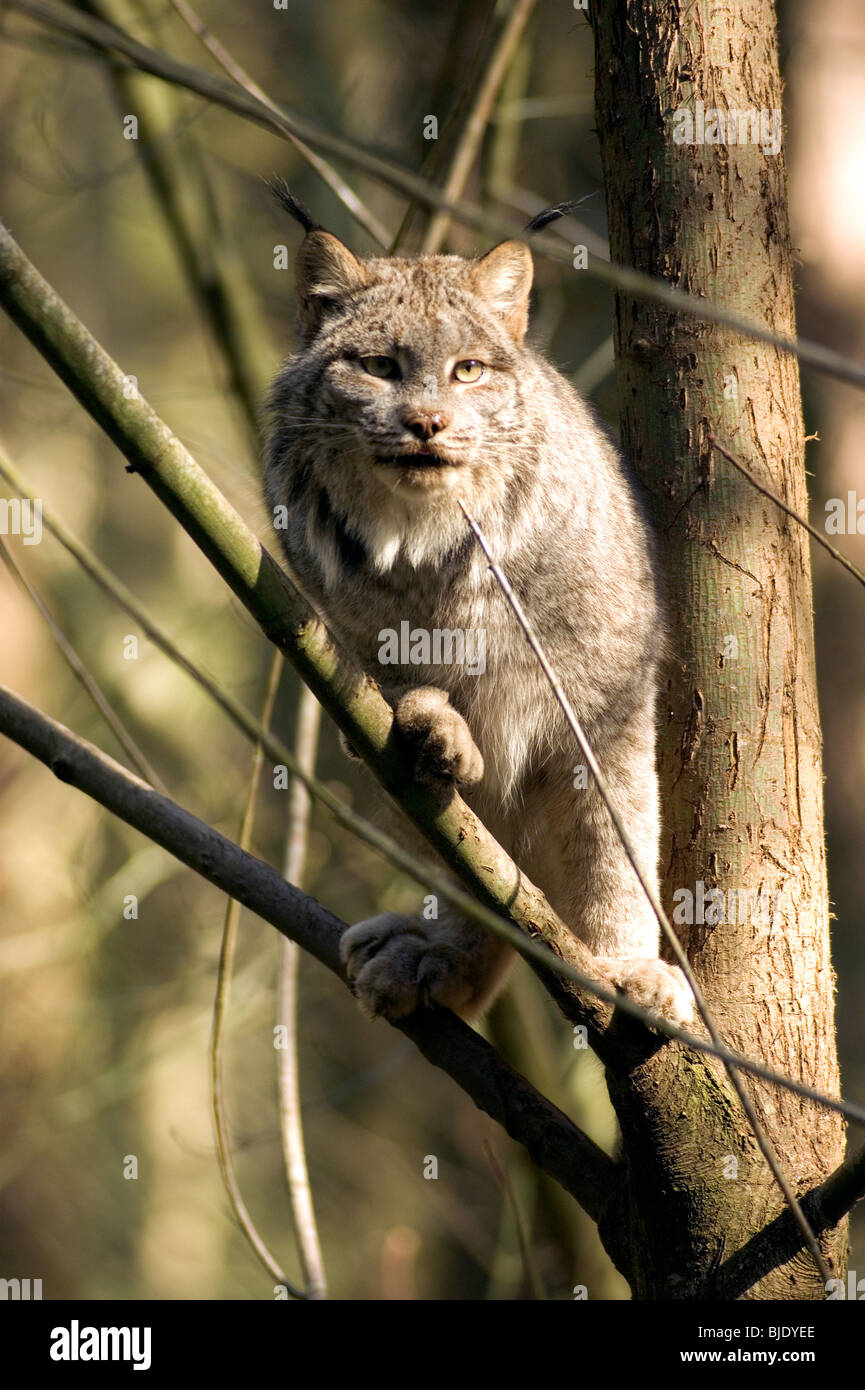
[[394, 687, 484, 787], [340, 914, 477, 1019], [596, 956, 695, 1028]]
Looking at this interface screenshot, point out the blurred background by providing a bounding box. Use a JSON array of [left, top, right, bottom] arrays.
[[0, 0, 861, 1300]]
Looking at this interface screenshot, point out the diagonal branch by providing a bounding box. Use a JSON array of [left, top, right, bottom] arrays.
[[420, 0, 537, 254], [162, 0, 390, 247], [709, 432, 865, 592], [0, 680, 617, 1225], [711, 1142, 865, 1299], [84, 0, 276, 449], [0, 535, 164, 790]]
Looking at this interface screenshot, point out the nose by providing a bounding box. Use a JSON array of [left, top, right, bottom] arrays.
[[402, 409, 450, 441]]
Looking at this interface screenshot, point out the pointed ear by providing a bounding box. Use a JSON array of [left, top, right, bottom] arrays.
[[295, 230, 368, 338], [469, 241, 533, 342]]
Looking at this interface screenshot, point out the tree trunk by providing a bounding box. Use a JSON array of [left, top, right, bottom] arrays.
[[592, 0, 846, 1296]]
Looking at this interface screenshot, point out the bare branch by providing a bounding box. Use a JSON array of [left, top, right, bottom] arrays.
[[277, 681, 327, 1299], [0, 680, 617, 1223], [86, 0, 276, 447], [163, 0, 391, 247], [209, 651, 300, 1295], [421, 0, 537, 253], [711, 1142, 865, 1298], [709, 432, 865, 592]]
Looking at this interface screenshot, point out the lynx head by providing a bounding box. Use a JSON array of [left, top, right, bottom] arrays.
[[293, 231, 532, 494], [265, 193, 542, 577]]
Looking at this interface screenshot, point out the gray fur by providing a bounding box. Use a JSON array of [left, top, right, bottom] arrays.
[[264, 229, 692, 1026]]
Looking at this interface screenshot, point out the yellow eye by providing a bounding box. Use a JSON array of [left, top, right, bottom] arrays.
[[453, 360, 485, 383], [360, 355, 400, 379]]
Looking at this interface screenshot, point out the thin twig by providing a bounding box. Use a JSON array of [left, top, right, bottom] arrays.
[[209, 651, 301, 1295], [456, 499, 832, 1286], [483, 1139, 545, 1300], [708, 432, 865, 591], [277, 682, 327, 1299], [0, 535, 164, 790], [166, 0, 390, 247], [421, 0, 537, 254]]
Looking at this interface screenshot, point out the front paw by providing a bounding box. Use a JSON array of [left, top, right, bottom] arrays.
[[394, 687, 483, 787], [340, 914, 476, 1019], [595, 956, 695, 1029]]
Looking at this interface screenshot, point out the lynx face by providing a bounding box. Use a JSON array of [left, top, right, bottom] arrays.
[[300, 249, 529, 501], [265, 236, 538, 577]]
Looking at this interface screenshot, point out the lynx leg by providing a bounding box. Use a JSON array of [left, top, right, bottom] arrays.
[[517, 703, 694, 1027]]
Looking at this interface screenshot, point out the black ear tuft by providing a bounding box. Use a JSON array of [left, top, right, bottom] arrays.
[[267, 176, 321, 234], [524, 199, 588, 235]]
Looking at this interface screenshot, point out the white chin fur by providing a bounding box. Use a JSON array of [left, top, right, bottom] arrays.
[[358, 484, 468, 573]]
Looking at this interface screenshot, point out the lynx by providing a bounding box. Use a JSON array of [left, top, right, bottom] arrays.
[[264, 192, 693, 1028]]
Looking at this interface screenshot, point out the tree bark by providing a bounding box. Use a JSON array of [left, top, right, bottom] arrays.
[[592, 0, 846, 1296]]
